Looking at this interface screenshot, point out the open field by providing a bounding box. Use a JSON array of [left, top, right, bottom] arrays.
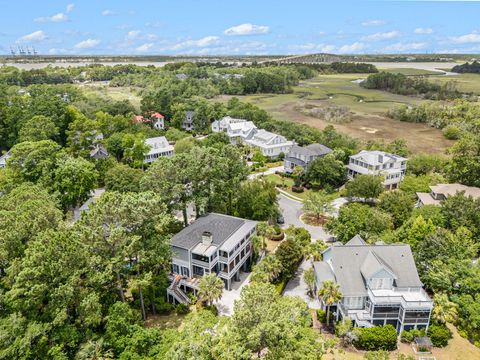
[[430, 73, 480, 94], [225, 73, 454, 154]]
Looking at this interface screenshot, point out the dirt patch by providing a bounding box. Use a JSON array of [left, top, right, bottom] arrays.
[[277, 102, 454, 154], [301, 213, 329, 226]]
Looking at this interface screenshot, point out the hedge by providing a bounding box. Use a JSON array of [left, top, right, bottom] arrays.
[[353, 325, 398, 351]]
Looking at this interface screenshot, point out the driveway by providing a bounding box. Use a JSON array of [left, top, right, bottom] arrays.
[[283, 259, 321, 309], [278, 193, 332, 242], [216, 271, 251, 316], [248, 165, 284, 180]]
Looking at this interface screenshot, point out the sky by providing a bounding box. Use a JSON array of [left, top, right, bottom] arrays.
[[1, 0, 480, 55]]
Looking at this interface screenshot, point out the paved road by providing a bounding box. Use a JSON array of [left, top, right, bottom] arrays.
[[278, 194, 332, 242]]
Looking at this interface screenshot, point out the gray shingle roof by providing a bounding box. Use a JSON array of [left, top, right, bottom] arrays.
[[289, 143, 332, 157], [171, 213, 246, 250], [316, 238, 422, 296]]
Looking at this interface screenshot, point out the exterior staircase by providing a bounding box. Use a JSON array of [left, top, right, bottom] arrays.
[[167, 275, 191, 305]]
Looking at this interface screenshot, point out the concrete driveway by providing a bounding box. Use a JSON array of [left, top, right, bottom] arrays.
[[283, 259, 321, 309], [278, 194, 332, 242], [248, 165, 284, 180], [216, 271, 251, 316]]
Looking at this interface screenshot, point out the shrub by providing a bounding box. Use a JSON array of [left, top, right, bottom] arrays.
[[292, 186, 304, 193], [353, 325, 398, 351], [442, 125, 462, 140], [317, 309, 327, 323], [202, 304, 218, 316], [269, 232, 285, 241], [400, 328, 426, 343], [427, 324, 452, 348], [175, 303, 190, 315]]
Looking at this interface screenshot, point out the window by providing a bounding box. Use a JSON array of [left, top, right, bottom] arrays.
[[181, 266, 189, 277], [172, 264, 179, 274]]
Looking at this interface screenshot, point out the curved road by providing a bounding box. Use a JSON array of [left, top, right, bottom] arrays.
[[278, 193, 332, 242]]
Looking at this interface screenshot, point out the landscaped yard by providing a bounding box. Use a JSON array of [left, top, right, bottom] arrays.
[[323, 324, 480, 360], [263, 173, 311, 199], [144, 312, 187, 330]]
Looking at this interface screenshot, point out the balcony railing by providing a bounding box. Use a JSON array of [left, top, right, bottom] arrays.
[[368, 289, 433, 309]]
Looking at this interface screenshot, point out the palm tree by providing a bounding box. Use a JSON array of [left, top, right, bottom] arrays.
[[198, 273, 224, 306], [432, 293, 458, 324], [75, 339, 115, 360], [317, 280, 342, 326], [251, 255, 283, 283]]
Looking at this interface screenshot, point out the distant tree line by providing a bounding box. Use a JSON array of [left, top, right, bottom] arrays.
[[361, 71, 462, 100], [452, 60, 480, 74]]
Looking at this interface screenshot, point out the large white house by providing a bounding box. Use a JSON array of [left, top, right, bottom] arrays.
[[314, 235, 433, 333], [347, 150, 408, 190], [143, 136, 174, 164], [211, 116, 258, 144], [167, 213, 257, 304], [244, 129, 294, 159]]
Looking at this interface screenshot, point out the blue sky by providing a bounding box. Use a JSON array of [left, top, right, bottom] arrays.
[[1, 0, 480, 55]]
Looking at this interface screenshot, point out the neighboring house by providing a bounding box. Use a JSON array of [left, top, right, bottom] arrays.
[[167, 213, 257, 304], [313, 235, 433, 333], [416, 183, 480, 207], [132, 115, 148, 124], [144, 136, 174, 164], [90, 144, 109, 160], [211, 116, 258, 144], [284, 143, 332, 173], [244, 129, 295, 159], [151, 112, 165, 130], [133, 113, 165, 130], [73, 188, 105, 221], [347, 150, 408, 190], [182, 111, 195, 131], [0, 150, 11, 168]]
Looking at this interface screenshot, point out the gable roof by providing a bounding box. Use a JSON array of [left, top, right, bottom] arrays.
[[360, 251, 397, 281], [145, 136, 173, 155], [345, 234, 367, 246], [171, 213, 254, 250], [430, 183, 480, 199], [290, 143, 332, 157], [316, 237, 422, 296]]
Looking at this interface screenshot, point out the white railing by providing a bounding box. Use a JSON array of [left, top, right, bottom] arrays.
[[368, 289, 433, 309]]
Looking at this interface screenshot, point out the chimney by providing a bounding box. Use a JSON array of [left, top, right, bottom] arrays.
[[202, 231, 212, 247], [378, 154, 383, 163]]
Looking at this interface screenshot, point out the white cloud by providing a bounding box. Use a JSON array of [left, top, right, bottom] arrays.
[[136, 43, 154, 52], [171, 36, 220, 50], [338, 42, 366, 54], [415, 27, 433, 34], [288, 43, 336, 54], [383, 42, 426, 52], [34, 12, 68, 23], [102, 9, 115, 16], [145, 21, 162, 28], [74, 38, 100, 49], [126, 30, 141, 40], [362, 20, 386, 27], [66, 4, 75, 13], [17, 30, 47, 43], [449, 33, 480, 44], [224, 23, 270, 36], [361, 31, 401, 41]]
